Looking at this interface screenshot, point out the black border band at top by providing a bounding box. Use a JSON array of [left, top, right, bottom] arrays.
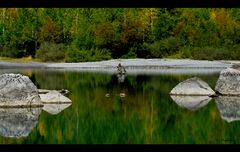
[[0, 0, 239, 8]]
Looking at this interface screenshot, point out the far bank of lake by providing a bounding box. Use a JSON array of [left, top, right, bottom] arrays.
[[0, 58, 237, 75]]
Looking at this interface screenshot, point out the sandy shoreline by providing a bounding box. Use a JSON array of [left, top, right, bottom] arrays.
[[0, 59, 234, 68], [0, 59, 236, 75]]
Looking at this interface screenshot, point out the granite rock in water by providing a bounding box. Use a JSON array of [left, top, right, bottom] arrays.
[[215, 68, 240, 95], [215, 96, 240, 122], [40, 90, 72, 115], [0, 73, 42, 107], [39, 90, 72, 103], [170, 77, 215, 96], [170, 95, 211, 111], [0, 108, 42, 138]]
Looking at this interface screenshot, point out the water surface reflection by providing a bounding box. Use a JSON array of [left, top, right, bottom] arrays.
[[215, 96, 240, 123], [0, 69, 239, 143], [170, 95, 212, 111], [0, 108, 41, 138]]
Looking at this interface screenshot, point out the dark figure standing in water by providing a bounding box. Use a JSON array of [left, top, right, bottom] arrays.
[[116, 63, 126, 83], [117, 63, 126, 75]]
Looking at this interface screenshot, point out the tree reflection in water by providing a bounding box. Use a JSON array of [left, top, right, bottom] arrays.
[[0, 70, 240, 144]]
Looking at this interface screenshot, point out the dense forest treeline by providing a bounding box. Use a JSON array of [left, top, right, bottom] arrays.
[[1, 8, 240, 62]]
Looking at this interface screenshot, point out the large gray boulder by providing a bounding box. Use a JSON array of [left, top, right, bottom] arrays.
[[215, 96, 240, 122], [215, 68, 240, 95], [170, 95, 212, 111], [0, 107, 42, 138], [170, 77, 215, 96], [0, 73, 42, 107]]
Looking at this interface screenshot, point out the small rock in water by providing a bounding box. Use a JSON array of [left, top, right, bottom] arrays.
[[105, 93, 110, 97], [39, 90, 72, 103], [120, 93, 126, 98]]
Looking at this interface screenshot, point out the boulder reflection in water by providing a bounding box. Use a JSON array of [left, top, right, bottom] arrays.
[[0, 107, 42, 138], [215, 96, 240, 123], [43, 103, 72, 115], [170, 95, 211, 111]]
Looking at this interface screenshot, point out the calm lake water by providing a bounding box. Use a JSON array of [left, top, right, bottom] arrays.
[[0, 68, 239, 144]]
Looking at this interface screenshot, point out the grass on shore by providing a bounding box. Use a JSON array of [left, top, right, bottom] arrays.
[[0, 56, 43, 63]]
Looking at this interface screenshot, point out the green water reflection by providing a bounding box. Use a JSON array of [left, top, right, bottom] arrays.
[[0, 69, 240, 144]]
